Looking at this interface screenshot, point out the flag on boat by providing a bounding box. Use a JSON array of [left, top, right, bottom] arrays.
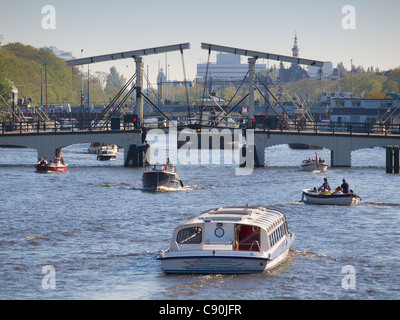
[[315, 152, 319, 168]]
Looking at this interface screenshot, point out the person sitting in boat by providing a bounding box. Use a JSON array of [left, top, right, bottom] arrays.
[[40, 157, 48, 165], [350, 189, 362, 201], [310, 187, 319, 193], [333, 186, 343, 194], [341, 179, 350, 193], [318, 177, 330, 192], [322, 187, 332, 195]]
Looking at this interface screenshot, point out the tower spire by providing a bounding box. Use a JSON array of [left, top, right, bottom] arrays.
[[292, 32, 299, 58]]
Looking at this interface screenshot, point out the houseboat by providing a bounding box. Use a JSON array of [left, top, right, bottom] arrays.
[[157, 206, 295, 274], [142, 164, 183, 191]]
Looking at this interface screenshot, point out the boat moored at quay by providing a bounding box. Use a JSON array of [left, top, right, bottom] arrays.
[[157, 206, 295, 274]]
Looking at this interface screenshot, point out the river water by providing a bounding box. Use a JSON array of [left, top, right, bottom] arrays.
[[0, 134, 399, 300]]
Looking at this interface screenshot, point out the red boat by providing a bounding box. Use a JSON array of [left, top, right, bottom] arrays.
[[35, 163, 68, 173]]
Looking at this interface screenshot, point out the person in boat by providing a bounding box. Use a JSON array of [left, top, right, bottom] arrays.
[[40, 157, 48, 165], [310, 187, 319, 193], [318, 177, 330, 192], [333, 186, 343, 194], [341, 179, 350, 193], [350, 189, 362, 201], [322, 187, 332, 195]]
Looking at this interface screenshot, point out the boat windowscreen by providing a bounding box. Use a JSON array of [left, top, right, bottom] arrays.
[[176, 227, 202, 244]]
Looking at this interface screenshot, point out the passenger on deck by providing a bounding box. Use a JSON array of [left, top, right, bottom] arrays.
[[310, 187, 319, 193], [318, 177, 330, 192], [322, 187, 332, 195], [333, 186, 343, 194], [341, 179, 350, 193], [350, 189, 362, 201]]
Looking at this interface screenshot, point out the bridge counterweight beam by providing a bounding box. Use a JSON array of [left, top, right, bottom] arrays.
[[135, 57, 144, 127]]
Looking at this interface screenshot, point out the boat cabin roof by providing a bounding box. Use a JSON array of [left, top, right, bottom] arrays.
[[186, 206, 287, 233]]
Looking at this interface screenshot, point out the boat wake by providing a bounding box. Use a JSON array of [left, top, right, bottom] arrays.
[[290, 249, 339, 262], [361, 201, 400, 207]]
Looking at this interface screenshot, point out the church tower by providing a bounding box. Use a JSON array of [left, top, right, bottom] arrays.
[[292, 32, 299, 58]]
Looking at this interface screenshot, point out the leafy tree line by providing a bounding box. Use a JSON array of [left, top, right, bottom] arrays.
[[0, 41, 127, 110]]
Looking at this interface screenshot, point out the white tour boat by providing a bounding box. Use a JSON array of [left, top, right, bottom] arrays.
[[302, 189, 361, 206], [157, 206, 295, 274]]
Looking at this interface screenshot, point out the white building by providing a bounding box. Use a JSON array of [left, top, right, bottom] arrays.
[[308, 61, 333, 79], [197, 53, 266, 80]]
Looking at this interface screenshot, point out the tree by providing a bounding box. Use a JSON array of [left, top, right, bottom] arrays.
[[106, 67, 126, 90]]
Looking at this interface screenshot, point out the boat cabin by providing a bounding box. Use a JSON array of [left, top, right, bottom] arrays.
[[169, 206, 289, 253]]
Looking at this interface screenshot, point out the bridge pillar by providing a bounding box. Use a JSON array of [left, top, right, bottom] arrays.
[[330, 147, 352, 167], [36, 136, 58, 161], [253, 132, 266, 167]]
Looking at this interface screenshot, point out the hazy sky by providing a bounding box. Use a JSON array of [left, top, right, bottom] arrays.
[[1, 0, 399, 85]]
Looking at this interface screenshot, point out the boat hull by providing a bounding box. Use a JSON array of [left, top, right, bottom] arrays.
[[302, 189, 358, 206], [158, 234, 295, 274], [142, 171, 182, 191], [35, 164, 68, 173], [97, 155, 117, 161], [301, 162, 328, 172]]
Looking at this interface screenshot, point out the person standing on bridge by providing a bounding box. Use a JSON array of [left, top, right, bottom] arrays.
[[209, 107, 216, 126]]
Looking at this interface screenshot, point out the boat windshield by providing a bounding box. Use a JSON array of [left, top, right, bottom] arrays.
[[176, 227, 202, 244], [145, 165, 176, 173]]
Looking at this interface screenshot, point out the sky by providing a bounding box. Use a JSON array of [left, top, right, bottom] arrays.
[[1, 0, 399, 86]]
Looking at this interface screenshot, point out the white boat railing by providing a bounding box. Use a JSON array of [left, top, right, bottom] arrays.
[[249, 240, 261, 252]]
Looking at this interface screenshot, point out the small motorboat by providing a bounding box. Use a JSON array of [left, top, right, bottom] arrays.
[[301, 153, 328, 172], [35, 162, 68, 173], [157, 206, 295, 274], [302, 189, 361, 206], [97, 149, 117, 161], [142, 164, 183, 191], [301, 159, 328, 172]]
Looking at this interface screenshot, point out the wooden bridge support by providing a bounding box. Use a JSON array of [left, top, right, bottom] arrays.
[[387, 146, 399, 174]]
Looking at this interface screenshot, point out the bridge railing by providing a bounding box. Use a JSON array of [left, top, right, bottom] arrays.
[[2, 117, 400, 136], [0, 119, 143, 134], [256, 120, 400, 136]]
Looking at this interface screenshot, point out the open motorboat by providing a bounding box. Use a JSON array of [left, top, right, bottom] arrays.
[[157, 206, 295, 274], [142, 164, 183, 191], [301, 159, 328, 172], [302, 189, 361, 206], [301, 153, 328, 172], [35, 162, 68, 173], [97, 149, 117, 161]]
